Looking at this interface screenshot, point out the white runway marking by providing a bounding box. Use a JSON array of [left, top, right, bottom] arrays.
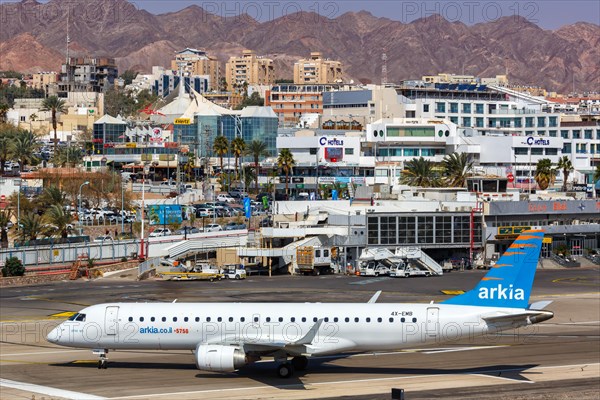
[[0, 378, 106, 400], [349, 278, 386, 285]]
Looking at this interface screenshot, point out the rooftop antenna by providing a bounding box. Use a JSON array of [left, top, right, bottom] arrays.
[[381, 49, 388, 85], [65, 6, 71, 89]]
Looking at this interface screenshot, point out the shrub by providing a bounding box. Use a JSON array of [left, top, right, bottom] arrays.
[[3, 257, 25, 277], [121, 256, 128, 262]]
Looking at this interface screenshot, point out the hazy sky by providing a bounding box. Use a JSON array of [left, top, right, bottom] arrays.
[[127, 0, 599, 29]]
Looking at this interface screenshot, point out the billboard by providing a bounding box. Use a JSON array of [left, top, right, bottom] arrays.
[[147, 205, 182, 226]]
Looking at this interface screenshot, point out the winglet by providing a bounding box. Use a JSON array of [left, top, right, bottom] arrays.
[[292, 319, 323, 345], [529, 300, 553, 310], [172, 299, 177, 303], [368, 291, 382, 304]]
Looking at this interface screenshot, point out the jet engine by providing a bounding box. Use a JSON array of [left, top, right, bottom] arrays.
[[195, 344, 247, 372]]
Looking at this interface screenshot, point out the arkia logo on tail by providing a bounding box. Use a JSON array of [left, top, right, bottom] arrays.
[[478, 284, 525, 300]]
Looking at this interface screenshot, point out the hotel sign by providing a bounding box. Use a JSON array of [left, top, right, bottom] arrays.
[[489, 200, 600, 215], [319, 137, 344, 146], [174, 118, 191, 125], [523, 137, 551, 146]]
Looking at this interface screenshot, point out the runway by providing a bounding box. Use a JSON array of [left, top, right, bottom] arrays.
[[1, 269, 599, 399]]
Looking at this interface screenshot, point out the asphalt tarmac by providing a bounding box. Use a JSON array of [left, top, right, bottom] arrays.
[[1, 268, 599, 399]]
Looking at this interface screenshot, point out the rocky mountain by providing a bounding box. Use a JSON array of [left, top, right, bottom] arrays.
[[0, 0, 598, 92]]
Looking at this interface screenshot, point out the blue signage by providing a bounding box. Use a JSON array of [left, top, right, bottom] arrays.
[[148, 205, 182, 226], [243, 197, 252, 219]]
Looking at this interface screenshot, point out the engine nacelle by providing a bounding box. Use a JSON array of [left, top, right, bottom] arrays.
[[195, 344, 247, 372]]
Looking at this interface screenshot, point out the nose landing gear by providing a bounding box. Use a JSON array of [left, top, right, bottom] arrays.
[[93, 349, 109, 369]]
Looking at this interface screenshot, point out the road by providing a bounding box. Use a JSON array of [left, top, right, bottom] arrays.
[[1, 268, 599, 399]]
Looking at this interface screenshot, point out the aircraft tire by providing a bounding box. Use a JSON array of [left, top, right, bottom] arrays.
[[277, 363, 294, 378], [291, 356, 308, 371]]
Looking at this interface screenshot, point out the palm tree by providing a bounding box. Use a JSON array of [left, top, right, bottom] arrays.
[[557, 156, 574, 191], [39, 185, 67, 208], [0, 103, 9, 123], [13, 130, 39, 172], [43, 204, 73, 238], [52, 145, 83, 168], [18, 212, 44, 242], [41, 96, 67, 152], [442, 152, 473, 187], [231, 137, 246, 179], [213, 135, 229, 175], [534, 158, 555, 190], [242, 165, 255, 193], [400, 157, 439, 187], [0, 125, 16, 175], [247, 140, 268, 193], [0, 209, 12, 248], [277, 148, 295, 198]]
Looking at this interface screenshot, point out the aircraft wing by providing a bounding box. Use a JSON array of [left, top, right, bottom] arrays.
[[482, 309, 554, 325]]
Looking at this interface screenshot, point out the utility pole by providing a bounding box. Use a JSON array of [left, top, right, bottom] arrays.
[[202, 125, 211, 201]]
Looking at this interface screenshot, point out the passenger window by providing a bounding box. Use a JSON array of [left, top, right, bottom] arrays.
[[195, 317, 200, 322], [333, 317, 339, 322], [217, 317, 222, 322], [151, 317, 155, 322], [206, 317, 211, 322], [184, 317, 189, 322], [412, 318, 417, 323], [345, 317, 349, 322], [173, 317, 177, 322], [254, 317, 259, 322], [389, 317, 394, 323], [162, 317, 166, 322], [313, 317, 318, 322], [266, 317, 271, 322], [229, 317, 234, 322], [128, 317, 133, 322], [291, 317, 295, 322], [366, 317, 371, 322], [240, 317, 245, 322], [401, 317, 405, 323], [139, 317, 144, 322], [354, 317, 359, 322], [302, 317, 306, 322], [377, 317, 382, 323], [278, 317, 283, 322]]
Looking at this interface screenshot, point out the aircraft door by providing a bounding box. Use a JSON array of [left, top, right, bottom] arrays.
[[105, 306, 119, 336], [426, 307, 439, 337]]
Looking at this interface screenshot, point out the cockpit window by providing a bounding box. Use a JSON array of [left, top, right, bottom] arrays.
[[69, 313, 86, 322]]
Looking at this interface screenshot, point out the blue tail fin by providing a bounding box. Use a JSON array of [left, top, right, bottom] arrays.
[[443, 230, 544, 308]]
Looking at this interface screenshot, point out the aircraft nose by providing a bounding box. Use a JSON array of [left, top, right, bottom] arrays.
[[47, 325, 62, 344]]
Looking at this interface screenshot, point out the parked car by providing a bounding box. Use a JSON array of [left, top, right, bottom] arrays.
[[216, 194, 236, 203], [175, 227, 201, 235], [222, 264, 246, 280], [224, 222, 247, 231], [94, 234, 113, 242], [196, 208, 214, 218], [204, 224, 222, 232], [149, 228, 172, 237]]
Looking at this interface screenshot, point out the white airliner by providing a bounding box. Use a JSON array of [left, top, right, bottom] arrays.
[[47, 230, 553, 377]]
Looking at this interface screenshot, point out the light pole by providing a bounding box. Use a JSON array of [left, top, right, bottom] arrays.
[[15, 178, 21, 234], [120, 180, 125, 235], [78, 181, 89, 234], [139, 163, 149, 260]]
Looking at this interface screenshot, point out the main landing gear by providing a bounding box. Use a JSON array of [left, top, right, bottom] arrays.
[[277, 356, 308, 378], [93, 349, 109, 369]]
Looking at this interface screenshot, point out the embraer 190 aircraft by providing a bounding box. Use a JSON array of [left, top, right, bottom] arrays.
[[47, 230, 553, 378]]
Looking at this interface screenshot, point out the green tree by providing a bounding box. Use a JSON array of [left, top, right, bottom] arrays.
[[247, 140, 268, 193], [235, 91, 265, 110], [13, 130, 39, 172], [2, 256, 25, 277], [400, 157, 439, 187], [594, 165, 600, 183], [277, 148, 295, 198], [52, 145, 83, 168], [43, 204, 74, 238], [120, 69, 138, 85], [242, 165, 256, 193], [38, 185, 67, 208], [0, 102, 9, 123], [0, 209, 12, 248], [18, 212, 44, 242], [0, 124, 16, 175], [213, 135, 229, 175], [534, 158, 555, 190], [556, 156, 574, 191], [231, 137, 246, 179], [41, 96, 67, 152], [442, 152, 473, 187]]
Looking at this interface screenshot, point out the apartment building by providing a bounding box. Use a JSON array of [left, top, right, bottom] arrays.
[[31, 72, 58, 92], [58, 57, 118, 95], [293, 52, 343, 85], [225, 50, 274, 90], [171, 48, 220, 91]]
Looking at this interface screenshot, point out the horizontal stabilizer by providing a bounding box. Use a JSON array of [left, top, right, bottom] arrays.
[[482, 310, 553, 325]]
